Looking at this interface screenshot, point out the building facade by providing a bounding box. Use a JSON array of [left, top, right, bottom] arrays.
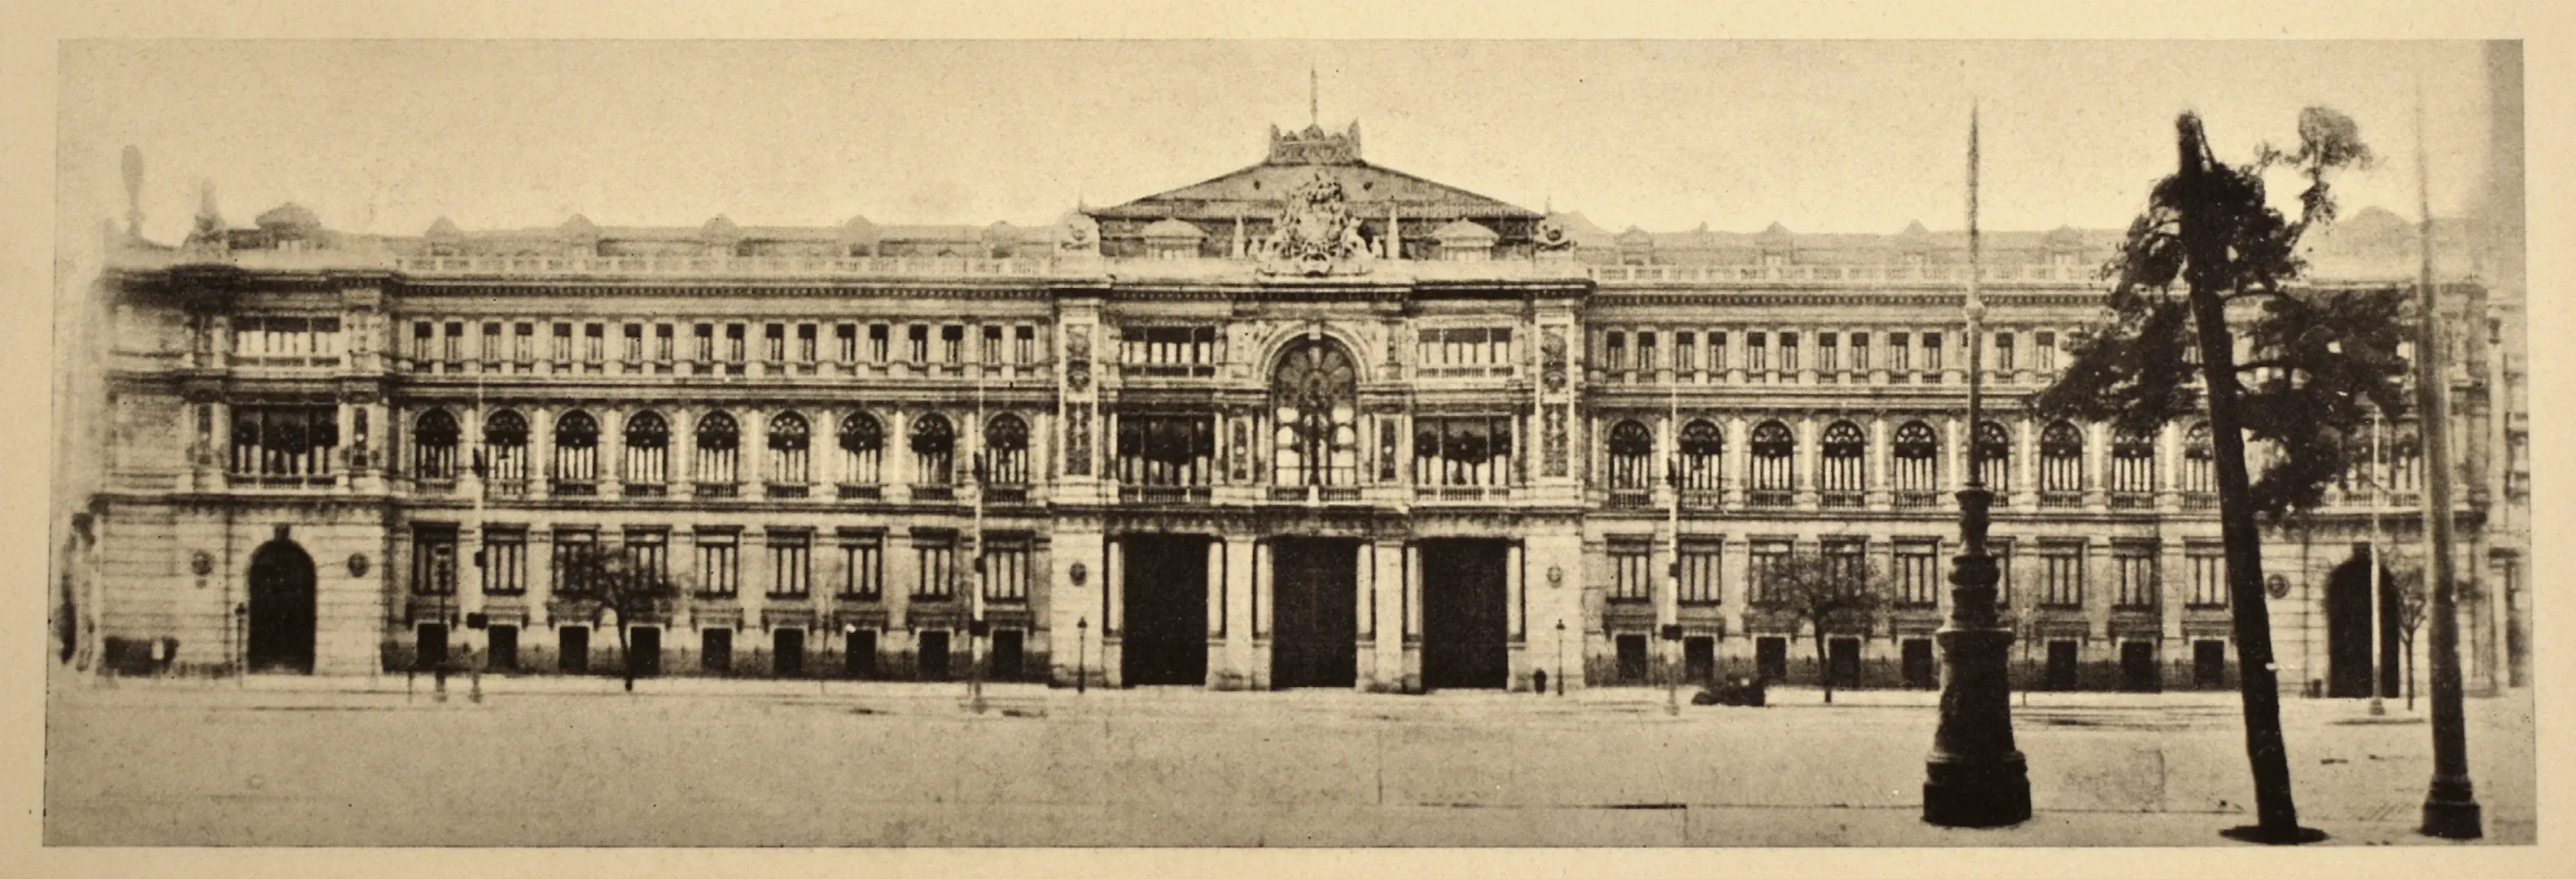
[[61, 120, 2530, 697]]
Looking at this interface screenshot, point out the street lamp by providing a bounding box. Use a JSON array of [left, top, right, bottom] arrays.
[[1554, 619, 1566, 697], [1076, 616, 1089, 695], [1923, 103, 2032, 828]]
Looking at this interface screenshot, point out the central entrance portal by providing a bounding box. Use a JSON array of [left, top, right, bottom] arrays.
[[1270, 537, 1360, 689], [1421, 539, 1510, 690], [1122, 534, 1211, 686], [246, 540, 317, 674]]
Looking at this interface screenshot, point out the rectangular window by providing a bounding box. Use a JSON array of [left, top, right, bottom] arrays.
[[622, 323, 644, 361], [871, 324, 892, 363], [695, 531, 739, 597], [1604, 330, 1628, 375], [551, 528, 598, 597], [2115, 546, 2158, 609], [2188, 547, 2227, 608], [1676, 331, 1698, 375], [795, 324, 816, 362], [1778, 331, 1799, 373], [1125, 326, 1221, 376], [512, 322, 534, 365], [1991, 538, 2016, 607], [1994, 331, 2016, 372], [1822, 538, 1867, 586], [483, 528, 527, 596], [1411, 415, 1516, 487], [226, 404, 340, 478], [1749, 540, 1791, 605], [583, 323, 603, 363], [1746, 331, 1768, 372], [835, 323, 858, 362], [981, 537, 1032, 602], [1609, 539, 1653, 603], [2036, 330, 2059, 371], [1851, 331, 1869, 371], [907, 324, 929, 362], [839, 531, 884, 600], [2040, 544, 2084, 608], [1896, 540, 1941, 606], [768, 531, 810, 598], [1707, 330, 1728, 373], [724, 324, 746, 363], [412, 321, 435, 367], [412, 526, 458, 596], [1924, 332, 1945, 372], [764, 323, 786, 362], [1636, 330, 1658, 376], [1679, 541, 1722, 605], [623, 529, 668, 593], [940, 325, 964, 363], [694, 323, 716, 362], [913, 532, 956, 600], [1114, 413, 1216, 487], [1818, 332, 1839, 373], [1014, 325, 1037, 364], [551, 322, 573, 361], [982, 325, 1004, 365], [1890, 331, 1912, 373], [654, 324, 674, 362]]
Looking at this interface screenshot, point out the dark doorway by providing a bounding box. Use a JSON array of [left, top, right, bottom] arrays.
[[918, 629, 953, 680], [416, 623, 449, 671], [1269, 538, 1360, 689], [488, 625, 519, 671], [245, 540, 317, 673], [1901, 637, 1936, 689], [1755, 636, 1789, 682], [1615, 633, 1649, 683], [701, 628, 733, 674], [989, 628, 1025, 681], [559, 626, 589, 674], [1684, 636, 1716, 684], [1421, 539, 1510, 690], [1827, 636, 1863, 688], [773, 628, 804, 677], [2193, 639, 2227, 689], [626, 625, 662, 678], [846, 628, 878, 678], [1121, 534, 1211, 686], [2120, 640, 2161, 692], [2045, 640, 2079, 690], [2326, 552, 2403, 699]]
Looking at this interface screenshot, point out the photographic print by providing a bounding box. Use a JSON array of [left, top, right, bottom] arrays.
[[44, 37, 2534, 850]]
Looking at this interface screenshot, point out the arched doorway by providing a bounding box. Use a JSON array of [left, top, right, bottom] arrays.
[[2324, 549, 2401, 699], [247, 539, 317, 673]]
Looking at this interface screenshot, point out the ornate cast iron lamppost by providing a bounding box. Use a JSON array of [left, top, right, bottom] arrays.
[[1923, 103, 2032, 828]]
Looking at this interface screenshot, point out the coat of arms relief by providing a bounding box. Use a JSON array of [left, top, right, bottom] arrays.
[[1259, 171, 1373, 277]]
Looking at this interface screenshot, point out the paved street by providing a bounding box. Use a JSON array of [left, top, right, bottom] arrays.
[[45, 673, 2534, 846]]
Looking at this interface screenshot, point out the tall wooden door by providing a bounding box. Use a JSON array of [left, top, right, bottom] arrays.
[[1421, 539, 1510, 690], [1121, 535, 1211, 686], [1270, 538, 1359, 689], [245, 540, 317, 674]]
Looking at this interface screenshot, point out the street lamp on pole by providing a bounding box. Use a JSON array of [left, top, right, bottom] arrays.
[[1555, 619, 1567, 697], [1923, 102, 2032, 828]]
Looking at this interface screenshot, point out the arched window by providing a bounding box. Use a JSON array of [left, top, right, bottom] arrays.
[[1892, 420, 1939, 498], [768, 411, 811, 486], [1606, 419, 1654, 492], [1678, 419, 1724, 492], [2039, 420, 2084, 498], [624, 410, 670, 492], [1750, 419, 1794, 497], [1819, 420, 1865, 502], [984, 413, 1030, 485], [2182, 422, 2214, 495], [2110, 426, 2156, 496], [1974, 421, 2013, 492], [838, 412, 883, 486], [909, 413, 955, 484], [553, 410, 598, 487], [1271, 339, 1360, 487], [484, 409, 528, 487], [414, 409, 459, 480], [694, 410, 739, 488]]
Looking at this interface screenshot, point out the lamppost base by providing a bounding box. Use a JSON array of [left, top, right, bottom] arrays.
[[2421, 780, 2483, 839], [2219, 824, 2329, 845], [1922, 754, 2031, 828]]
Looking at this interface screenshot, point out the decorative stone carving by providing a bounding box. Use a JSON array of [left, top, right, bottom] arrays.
[[1257, 172, 1372, 278], [1535, 216, 1574, 251], [1059, 212, 1100, 253], [1064, 403, 1092, 476], [1541, 327, 1568, 392], [1544, 405, 1570, 477], [1065, 326, 1092, 391]]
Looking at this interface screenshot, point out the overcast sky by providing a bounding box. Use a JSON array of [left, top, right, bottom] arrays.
[[59, 40, 2504, 243]]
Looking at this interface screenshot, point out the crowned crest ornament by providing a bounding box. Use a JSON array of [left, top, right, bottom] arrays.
[[1259, 172, 1372, 277]]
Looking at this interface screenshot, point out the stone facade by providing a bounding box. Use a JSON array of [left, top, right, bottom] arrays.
[[59, 120, 2528, 698]]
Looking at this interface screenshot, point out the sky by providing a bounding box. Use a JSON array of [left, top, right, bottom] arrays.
[[58, 40, 2505, 243]]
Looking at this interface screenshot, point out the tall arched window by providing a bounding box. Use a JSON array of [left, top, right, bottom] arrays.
[[1892, 420, 1939, 501], [2182, 422, 2215, 496], [838, 412, 883, 487], [624, 410, 669, 493], [2039, 420, 2084, 503], [1819, 420, 1865, 505], [1271, 340, 1360, 488], [484, 409, 528, 492], [414, 409, 459, 480], [768, 411, 811, 488], [1678, 419, 1724, 492], [553, 410, 598, 490], [1974, 421, 2013, 492], [1750, 419, 1794, 502], [2110, 426, 2156, 499], [984, 413, 1030, 485], [910, 413, 955, 485], [694, 410, 739, 492], [1606, 419, 1654, 492]]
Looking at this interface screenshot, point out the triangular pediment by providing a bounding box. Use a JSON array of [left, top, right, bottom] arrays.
[[1092, 160, 1540, 222]]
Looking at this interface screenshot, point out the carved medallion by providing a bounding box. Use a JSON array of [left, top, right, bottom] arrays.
[[1257, 172, 1372, 278]]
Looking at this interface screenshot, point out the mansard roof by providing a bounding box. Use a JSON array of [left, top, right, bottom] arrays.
[[1089, 120, 1540, 223]]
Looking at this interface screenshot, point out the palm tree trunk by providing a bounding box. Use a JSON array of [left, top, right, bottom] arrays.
[[2176, 116, 2302, 840]]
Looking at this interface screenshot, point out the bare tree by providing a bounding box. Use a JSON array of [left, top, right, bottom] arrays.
[[1751, 549, 1890, 704], [556, 544, 678, 693]]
